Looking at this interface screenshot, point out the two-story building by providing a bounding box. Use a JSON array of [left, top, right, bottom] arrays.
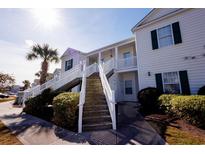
[[22, 8, 205, 132], [132, 8, 205, 95]]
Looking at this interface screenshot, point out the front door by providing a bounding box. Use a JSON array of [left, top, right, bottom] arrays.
[[123, 52, 131, 66]]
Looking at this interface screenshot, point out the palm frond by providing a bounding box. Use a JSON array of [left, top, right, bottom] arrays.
[[26, 53, 38, 60]]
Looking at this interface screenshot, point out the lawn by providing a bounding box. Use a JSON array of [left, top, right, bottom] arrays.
[[0, 96, 16, 103], [145, 114, 205, 145], [0, 121, 22, 145]]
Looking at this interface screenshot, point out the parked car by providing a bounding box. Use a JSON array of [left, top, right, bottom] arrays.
[[0, 93, 9, 98]]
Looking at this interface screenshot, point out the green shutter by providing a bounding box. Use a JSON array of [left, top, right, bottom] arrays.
[[172, 22, 182, 44], [155, 73, 163, 93], [151, 30, 159, 50], [179, 70, 190, 95]]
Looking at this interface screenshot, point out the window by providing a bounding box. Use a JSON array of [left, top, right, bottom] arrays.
[[125, 80, 133, 94], [65, 59, 73, 71], [162, 72, 180, 94], [151, 22, 182, 50], [157, 25, 173, 48]]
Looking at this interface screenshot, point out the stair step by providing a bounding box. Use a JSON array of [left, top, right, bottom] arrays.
[[83, 115, 111, 124], [83, 122, 112, 131], [85, 97, 106, 100], [85, 100, 106, 104], [83, 110, 110, 117], [84, 104, 108, 111], [86, 91, 103, 94]]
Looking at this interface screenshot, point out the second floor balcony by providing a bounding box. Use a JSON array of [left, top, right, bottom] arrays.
[[117, 56, 137, 71]]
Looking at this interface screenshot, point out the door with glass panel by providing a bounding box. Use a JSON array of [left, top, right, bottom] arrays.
[[123, 52, 131, 67]]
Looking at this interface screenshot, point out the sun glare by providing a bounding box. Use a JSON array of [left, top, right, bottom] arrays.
[[31, 8, 60, 30]]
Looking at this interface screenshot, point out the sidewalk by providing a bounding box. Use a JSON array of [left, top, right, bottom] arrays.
[[0, 101, 89, 145], [0, 101, 165, 145]]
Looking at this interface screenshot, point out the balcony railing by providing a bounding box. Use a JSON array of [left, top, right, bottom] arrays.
[[117, 56, 137, 70]]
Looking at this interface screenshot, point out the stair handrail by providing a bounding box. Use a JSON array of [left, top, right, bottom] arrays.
[[78, 60, 87, 133], [98, 62, 116, 130]]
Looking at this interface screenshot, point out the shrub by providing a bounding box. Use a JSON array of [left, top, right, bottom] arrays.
[[137, 87, 162, 114], [53, 92, 79, 131], [23, 88, 63, 121], [197, 86, 205, 95], [23, 95, 44, 117], [158, 94, 205, 128], [171, 95, 205, 128], [158, 94, 179, 114]]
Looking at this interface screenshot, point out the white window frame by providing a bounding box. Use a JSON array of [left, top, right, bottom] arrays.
[[124, 80, 133, 95], [162, 71, 182, 94], [157, 24, 174, 48]]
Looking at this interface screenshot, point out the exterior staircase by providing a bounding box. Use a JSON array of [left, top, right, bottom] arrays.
[[83, 73, 112, 131]]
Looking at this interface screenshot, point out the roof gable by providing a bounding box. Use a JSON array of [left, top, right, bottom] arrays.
[[132, 8, 182, 32], [61, 48, 84, 59]]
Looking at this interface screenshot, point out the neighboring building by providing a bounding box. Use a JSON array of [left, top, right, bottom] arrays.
[[53, 68, 61, 80], [132, 8, 205, 94], [9, 85, 21, 94], [31, 79, 40, 87]]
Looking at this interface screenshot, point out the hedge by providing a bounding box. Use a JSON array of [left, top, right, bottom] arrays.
[[53, 92, 79, 131], [158, 94, 179, 114], [158, 94, 205, 128]]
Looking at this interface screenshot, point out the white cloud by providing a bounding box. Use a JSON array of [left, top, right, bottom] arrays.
[[25, 39, 35, 47]]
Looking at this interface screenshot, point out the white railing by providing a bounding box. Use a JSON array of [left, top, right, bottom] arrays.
[[22, 64, 82, 103], [98, 63, 116, 130], [117, 56, 137, 70], [78, 61, 87, 133]]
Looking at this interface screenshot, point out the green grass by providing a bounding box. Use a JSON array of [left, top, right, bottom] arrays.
[[0, 121, 22, 145], [166, 126, 205, 144], [0, 97, 16, 103], [147, 117, 205, 145]]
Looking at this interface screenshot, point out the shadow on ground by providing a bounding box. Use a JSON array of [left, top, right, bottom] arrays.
[[0, 101, 165, 145]]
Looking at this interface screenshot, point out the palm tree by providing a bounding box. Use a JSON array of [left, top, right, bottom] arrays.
[[26, 44, 59, 85], [22, 80, 31, 90]]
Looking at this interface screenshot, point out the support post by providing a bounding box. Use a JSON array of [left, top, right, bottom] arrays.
[[115, 47, 118, 69]]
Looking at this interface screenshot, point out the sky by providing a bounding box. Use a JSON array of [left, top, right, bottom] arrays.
[[0, 8, 151, 85]]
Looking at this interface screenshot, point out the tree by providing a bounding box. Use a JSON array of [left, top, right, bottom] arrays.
[[22, 80, 31, 90], [26, 43, 59, 85], [0, 72, 15, 92]]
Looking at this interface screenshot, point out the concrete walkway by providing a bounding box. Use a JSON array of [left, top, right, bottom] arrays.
[[0, 101, 165, 145], [0, 101, 89, 145]]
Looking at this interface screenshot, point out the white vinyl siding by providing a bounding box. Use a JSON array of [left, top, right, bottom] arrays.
[[135, 9, 205, 94]]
